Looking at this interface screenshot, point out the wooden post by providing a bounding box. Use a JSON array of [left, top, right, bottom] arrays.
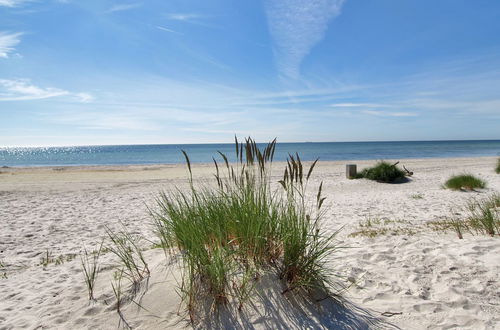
[[346, 164, 357, 179]]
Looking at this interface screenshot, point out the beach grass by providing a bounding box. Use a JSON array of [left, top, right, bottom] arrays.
[[428, 194, 500, 237], [39, 250, 53, 267], [349, 216, 417, 238], [467, 194, 500, 236], [496, 158, 500, 174], [0, 260, 6, 279], [80, 241, 103, 300], [444, 174, 486, 190], [38, 250, 76, 267], [110, 269, 134, 329], [355, 161, 407, 183], [151, 137, 341, 320], [427, 216, 468, 239], [106, 227, 150, 285], [409, 193, 424, 199]]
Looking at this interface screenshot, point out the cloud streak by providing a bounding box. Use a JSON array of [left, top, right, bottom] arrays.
[[0, 79, 93, 102], [165, 13, 203, 22], [0, 0, 30, 7], [331, 103, 388, 108], [264, 0, 345, 79], [106, 3, 142, 13], [164, 13, 216, 28], [361, 110, 418, 117], [0, 32, 22, 58], [156, 26, 183, 35]]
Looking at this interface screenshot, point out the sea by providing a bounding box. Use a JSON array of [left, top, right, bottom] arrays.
[[1, 140, 500, 167]]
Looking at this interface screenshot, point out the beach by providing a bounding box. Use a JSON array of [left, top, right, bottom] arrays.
[[1, 156, 499, 329]]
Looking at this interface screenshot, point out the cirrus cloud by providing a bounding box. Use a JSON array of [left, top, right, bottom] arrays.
[[264, 0, 346, 79], [105, 2, 142, 13], [0, 32, 22, 58], [0, 0, 31, 7], [0, 79, 93, 102]]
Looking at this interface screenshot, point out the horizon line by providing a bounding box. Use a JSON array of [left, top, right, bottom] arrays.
[[2, 138, 500, 149]]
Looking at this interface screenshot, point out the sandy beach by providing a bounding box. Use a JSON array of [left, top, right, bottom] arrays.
[[1, 157, 499, 329]]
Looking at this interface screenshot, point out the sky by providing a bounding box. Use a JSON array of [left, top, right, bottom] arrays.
[[1, 0, 500, 146]]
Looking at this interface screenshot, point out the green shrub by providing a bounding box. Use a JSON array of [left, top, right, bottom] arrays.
[[444, 174, 486, 190], [357, 161, 406, 183], [151, 137, 341, 320], [496, 158, 500, 174]]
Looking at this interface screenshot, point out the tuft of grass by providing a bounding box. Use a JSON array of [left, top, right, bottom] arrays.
[[428, 217, 468, 239], [467, 194, 500, 236], [151, 137, 342, 321], [111, 269, 132, 330], [496, 158, 500, 174], [39, 250, 75, 267], [0, 260, 6, 279], [40, 250, 54, 267], [428, 194, 500, 237], [233, 268, 258, 311], [106, 227, 150, 285], [356, 161, 407, 183], [449, 217, 467, 239], [444, 174, 486, 191], [410, 193, 424, 200], [81, 241, 103, 300], [349, 217, 417, 238]]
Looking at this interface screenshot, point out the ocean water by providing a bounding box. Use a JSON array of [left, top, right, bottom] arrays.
[[1, 140, 499, 167]]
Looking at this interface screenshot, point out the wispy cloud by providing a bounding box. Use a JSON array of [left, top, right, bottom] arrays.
[[331, 103, 388, 108], [42, 106, 245, 132], [0, 79, 92, 102], [0, 32, 22, 58], [264, 0, 346, 79], [0, 0, 31, 7], [165, 13, 202, 21], [48, 111, 161, 131], [156, 26, 183, 35], [74, 92, 94, 103], [164, 13, 217, 28], [361, 110, 418, 117], [106, 2, 142, 13], [0, 79, 66, 100]]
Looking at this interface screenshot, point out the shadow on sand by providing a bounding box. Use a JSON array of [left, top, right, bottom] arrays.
[[197, 275, 399, 330]]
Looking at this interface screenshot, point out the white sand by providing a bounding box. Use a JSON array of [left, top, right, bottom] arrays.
[[1, 157, 499, 329]]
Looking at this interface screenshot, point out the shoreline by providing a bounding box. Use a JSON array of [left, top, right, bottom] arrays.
[[1, 156, 497, 187], [1, 155, 498, 170]]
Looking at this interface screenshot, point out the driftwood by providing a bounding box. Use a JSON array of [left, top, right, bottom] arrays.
[[391, 161, 413, 177], [403, 165, 413, 176]]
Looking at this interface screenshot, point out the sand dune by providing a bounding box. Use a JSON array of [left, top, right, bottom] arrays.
[[1, 157, 499, 329]]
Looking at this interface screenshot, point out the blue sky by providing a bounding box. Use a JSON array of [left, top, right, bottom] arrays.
[[1, 0, 500, 146]]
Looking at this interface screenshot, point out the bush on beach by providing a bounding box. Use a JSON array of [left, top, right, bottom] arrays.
[[496, 158, 500, 174], [444, 174, 486, 191], [355, 161, 407, 183], [150, 137, 342, 321]]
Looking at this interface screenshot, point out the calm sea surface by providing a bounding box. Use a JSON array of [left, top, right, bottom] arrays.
[[1, 140, 500, 167]]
